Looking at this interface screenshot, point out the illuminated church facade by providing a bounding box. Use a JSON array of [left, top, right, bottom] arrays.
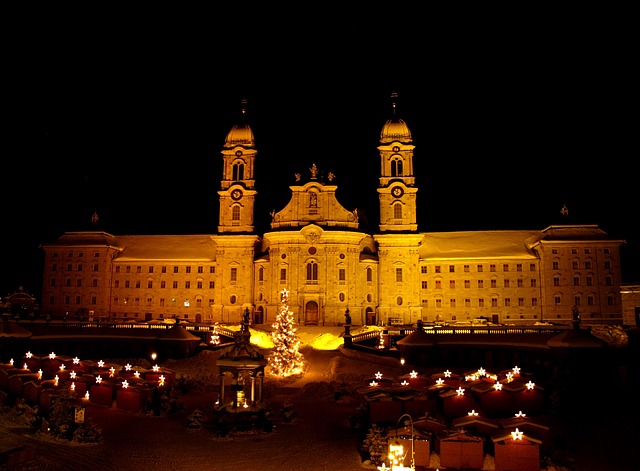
[[39, 101, 625, 327]]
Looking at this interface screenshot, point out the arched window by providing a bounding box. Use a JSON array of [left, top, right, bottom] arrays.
[[306, 261, 318, 283], [232, 205, 240, 221], [258, 266, 264, 282], [391, 158, 403, 176], [394, 202, 402, 219], [232, 162, 244, 181], [366, 267, 373, 283]]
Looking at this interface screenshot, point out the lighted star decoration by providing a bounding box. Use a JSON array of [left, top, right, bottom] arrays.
[[122, 380, 129, 389], [70, 371, 77, 379], [54, 375, 59, 386], [494, 382, 503, 391], [125, 363, 132, 371], [73, 357, 80, 364], [468, 410, 479, 416], [477, 367, 486, 376], [375, 371, 383, 380], [512, 366, 521, 375], [515, 411, 526, 417], [49, 352, 56, 359], [370, 381, 379, 387], [9, 358, 14, 365], [436, 378, 444, 385], [159, 375, 166, 386], [465, 374, 478, 381], [456, 387, 465, 396], [59, 364, 65, 371], [526, 381, 535, 390], [511, 427, 524, 440], [488, 374, 498, 381], [85, 391, 90, 400], [505, 372, 514, 382], [70, 382, 76, 391], [25, 351, 33, 359], [134, 370, 140, 378], [95, 375, 103, 384], [109, 367, 116, 377], [444, 370, 452, 377], [409, 370, 418, 379], [37, 369, 43, 379], [98, 360, 105, 367], [153, 364, 160, 372], [23, 363, 29, 370], [401, 380, 409, 386]]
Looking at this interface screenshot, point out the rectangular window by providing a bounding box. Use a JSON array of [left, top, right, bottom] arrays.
[[553, 261, 559, 270], [478, 298, 485, 308], [490, 264, 496, 272], [504, 298, 511, 307], [75, 295, 81, 304], [135, 281, 140, 288], [465, 298, 471, 307], [449, 265, 455, 273], [160, 298, 165, 307], [125, 280, 130, 288], [280, 268, 287, 282], [554, 296, 561, 306], [572, 248, 578, 254], [574, 296, 581, 306], [435, 266, 441, 273], [50, 278, 56, 287], [529, 263, 536, 271], [449, 280, 455, 289], [503, 264, 509, 272], [607, 295, 614, 306], [477, 264, 483, 272], [198, 266, 203, 274], [186, 266, 192, 274], [148, 280, 153, 288], [586, 276, 593, 286], [114, 280, 120, 288], [553, 277, 560, 286], [421, 281, 428, 289], [518, 297, 524, 306], [231, 267, 237, 282], [91, 296, 97, 305], [421, 266, 427, 274], [573, 276, 580, 286], [339, 268, 347, 282], [197, 281, 203, 289], [450, 298, 456, 308], [92, 279, 98, 287], [77, 264, 83, 271], [185, 281, 190, 289], [162, 266, 167, 273], [76, 279, 82, 287], [136, 266, 141, 273], [464, 280, 470, 288], [516, 264, 522, 272], [463, 265, 470, 272], [210, 266, 215, 273], [490, 280, 497, 288], [93, 264, 99, 271], [209, 281, 215, 289], [173, 281, 178, 289], [504, 279, 510, 288], [530, 279, 537, 288], [435, 299, 442, 308], [491, 298, 498, 307], [435, 280, 442, 289], [517, 279, 523, 287], [572, 261, 579, 269], [478, 280, 484, 288], [395, 268, 403, 282], [587, 296, 594, 306], [149, 266, 154, 273], [585, 261, 592, 269], [161, 281, 166, 289], [174, 266, 179, 273], [532, 297, 538, 306]]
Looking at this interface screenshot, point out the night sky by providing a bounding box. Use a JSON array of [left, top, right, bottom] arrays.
[[3, 8, 638, 298]]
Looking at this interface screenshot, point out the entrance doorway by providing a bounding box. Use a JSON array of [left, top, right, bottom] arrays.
[[254, 306, 264, 325], [366, 307, 376, 326], [305, 301, 319, 325]]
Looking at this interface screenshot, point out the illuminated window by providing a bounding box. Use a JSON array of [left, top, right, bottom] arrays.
[[554, 296, 561, 306], [393, 203, 402, 219], [232, 205, 240, 221], [306, 262, 318, 282]]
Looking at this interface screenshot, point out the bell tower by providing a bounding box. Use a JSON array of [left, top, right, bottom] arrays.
[[218, 99, 257, 233], [378, 92, 418, 232]]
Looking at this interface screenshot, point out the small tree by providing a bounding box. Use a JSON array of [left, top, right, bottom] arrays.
[[269, 288, 304, 377]]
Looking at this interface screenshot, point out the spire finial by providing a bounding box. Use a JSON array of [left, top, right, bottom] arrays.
[[391, 91, 398, 115]]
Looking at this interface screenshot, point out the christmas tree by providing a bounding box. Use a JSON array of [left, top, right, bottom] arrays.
[[269, 288, 305, 377]]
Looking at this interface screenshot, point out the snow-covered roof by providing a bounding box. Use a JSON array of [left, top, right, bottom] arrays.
[[419, 230, 540, 260], [115, 235, 217, 261]]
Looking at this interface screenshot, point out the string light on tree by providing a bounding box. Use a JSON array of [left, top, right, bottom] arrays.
[[268, 288, 305, 377]]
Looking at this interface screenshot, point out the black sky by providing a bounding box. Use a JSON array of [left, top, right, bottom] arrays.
[[2, 8, 638, 298]]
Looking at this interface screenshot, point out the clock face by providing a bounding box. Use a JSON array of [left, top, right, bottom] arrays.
[[391, 186, 404, 198], [231, 189, 243, 200]]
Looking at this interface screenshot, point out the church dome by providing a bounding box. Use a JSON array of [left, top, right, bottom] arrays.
[[380, 117, 412, 144], [224, 123, 255, 148]]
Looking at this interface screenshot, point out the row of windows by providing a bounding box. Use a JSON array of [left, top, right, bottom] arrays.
[[114, 297, 214, 307], [421, 263, 538, 274], [51, 252, 101, 258], [115, 266, 216, 274], [552, 260, 613, 270], [552, 248, 611, 255], [50, 279, 216, 290], [554, 275, 614, 286], [420, 295, 615, 308], [51, 263, 100, 272], [421, 279, 539, 289]]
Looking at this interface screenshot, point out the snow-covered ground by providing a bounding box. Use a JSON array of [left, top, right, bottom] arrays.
[[1, 326, 637, 470]]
